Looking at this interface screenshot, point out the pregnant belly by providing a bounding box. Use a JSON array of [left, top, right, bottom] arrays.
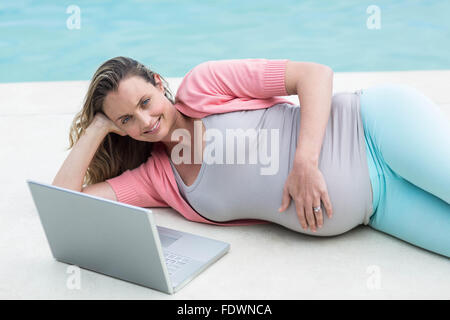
[[198, 156, 373, 236], [190, 91, 373, 236], [255, 188, 368, 237], [192, 160, 372, 236]]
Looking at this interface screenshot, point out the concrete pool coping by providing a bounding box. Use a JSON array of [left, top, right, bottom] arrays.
[[1, 69, 449, 299]]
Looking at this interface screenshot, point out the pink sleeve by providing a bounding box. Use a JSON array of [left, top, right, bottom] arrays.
[[175, 58, 290, 110], [105, 157, 168, 208]]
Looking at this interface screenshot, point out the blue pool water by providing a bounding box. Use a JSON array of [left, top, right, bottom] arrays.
[[1, 0, 449, 83]]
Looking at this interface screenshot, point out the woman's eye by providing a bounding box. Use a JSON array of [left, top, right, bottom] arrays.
[[122, 116, 130, 125]]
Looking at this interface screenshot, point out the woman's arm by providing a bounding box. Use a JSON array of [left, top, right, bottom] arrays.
[[284, 61, 334, 165], [52, 113, 125, 193], [279, 61, 334, 232]]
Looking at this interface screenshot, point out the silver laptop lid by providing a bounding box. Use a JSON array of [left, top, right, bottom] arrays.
[[26, 180, 173, 294]]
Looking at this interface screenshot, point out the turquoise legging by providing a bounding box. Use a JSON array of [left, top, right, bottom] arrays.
[[360, 83, 450, 258]]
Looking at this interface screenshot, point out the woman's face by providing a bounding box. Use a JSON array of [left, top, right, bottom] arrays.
[[102, 74, 176, 142]]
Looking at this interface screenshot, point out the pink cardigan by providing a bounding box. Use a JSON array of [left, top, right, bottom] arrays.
[[105, 58, 295, 226]]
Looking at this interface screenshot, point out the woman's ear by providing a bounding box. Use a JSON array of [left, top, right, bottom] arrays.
[[153, 74, 164, 91]]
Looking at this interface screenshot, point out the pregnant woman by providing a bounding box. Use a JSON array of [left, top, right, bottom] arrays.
[[52, 57, 450, 258]]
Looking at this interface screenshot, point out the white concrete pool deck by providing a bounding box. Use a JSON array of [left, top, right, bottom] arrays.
[[1, 70, 449, 299]]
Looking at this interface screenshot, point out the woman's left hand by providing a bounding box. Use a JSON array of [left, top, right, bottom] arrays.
[[278, 160, 333, 232]]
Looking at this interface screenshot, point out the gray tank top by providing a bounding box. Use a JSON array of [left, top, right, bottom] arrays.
[[169, 91, 373, 236]]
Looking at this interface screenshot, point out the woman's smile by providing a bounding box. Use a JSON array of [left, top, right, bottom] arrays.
[[144, 116, 161, 134]]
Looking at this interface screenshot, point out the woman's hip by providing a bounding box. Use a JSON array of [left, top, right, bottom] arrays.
[[359, 82, 450, 221]]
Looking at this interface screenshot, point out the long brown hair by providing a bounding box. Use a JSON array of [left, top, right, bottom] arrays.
[[68, 56, 175, 187]]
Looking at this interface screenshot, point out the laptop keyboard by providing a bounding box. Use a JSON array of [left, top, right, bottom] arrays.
[[164, 251, 191, 275]]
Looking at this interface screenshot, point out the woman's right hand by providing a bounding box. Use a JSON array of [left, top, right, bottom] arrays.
[[91, 112, 127, 136]]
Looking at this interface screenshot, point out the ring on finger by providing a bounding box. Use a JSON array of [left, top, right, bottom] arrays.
[[313, 205, 322, 228]]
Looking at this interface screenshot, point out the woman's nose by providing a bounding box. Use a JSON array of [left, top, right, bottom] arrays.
[[137, 112, 157, 130]]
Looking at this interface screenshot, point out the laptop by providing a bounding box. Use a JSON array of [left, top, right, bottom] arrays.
[[26, 179, 230, 294]]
